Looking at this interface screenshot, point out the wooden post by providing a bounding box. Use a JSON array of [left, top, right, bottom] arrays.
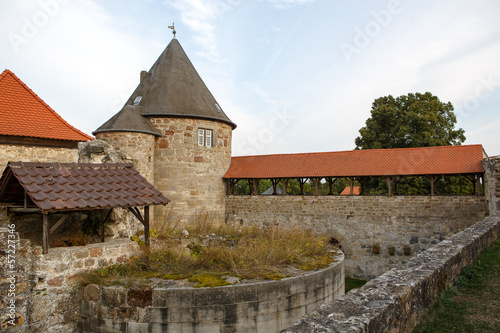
[[298, 178, 308, 195], [281, 179, 288, 195], [42, 213, 49, 254], [385, 177, 393, 196], [144, 206, 150, 248], [271, 179, 280, 195], [426, 175, 438, 196], [101, 215, 105, 243], [326, 177, 336, 195], [349, 177, 354, 195], [312, 178, 320, 196]]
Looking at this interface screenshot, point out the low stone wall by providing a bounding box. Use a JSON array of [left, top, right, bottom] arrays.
[[226, 195, 487, 279], [282, 212, 500, 333], [0, 230, 139, 333], [79, 252, 345, 333]]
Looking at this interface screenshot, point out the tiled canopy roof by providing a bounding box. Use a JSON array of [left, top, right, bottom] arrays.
[[224, 145, 486, 179], [0, 162, 170, 212], [0, 69, 92, 141]]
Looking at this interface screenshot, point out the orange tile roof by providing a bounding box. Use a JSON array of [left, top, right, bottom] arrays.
[[0, 69, 92, 141], [340, 186, 360, 195], [224, 145, 486, 179]]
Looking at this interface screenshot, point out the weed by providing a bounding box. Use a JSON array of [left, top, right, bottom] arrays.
[[81, 225, 337, 287]]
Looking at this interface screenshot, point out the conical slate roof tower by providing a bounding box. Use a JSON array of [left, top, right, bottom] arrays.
[[94, 37, 235, 225], [94, 39, 235, 135]]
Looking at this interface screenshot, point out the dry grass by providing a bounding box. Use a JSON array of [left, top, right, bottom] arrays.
[[82, 217, 337, 287]]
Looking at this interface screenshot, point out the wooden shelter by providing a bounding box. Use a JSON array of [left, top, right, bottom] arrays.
[[224, 144, 487, 196], [0, 162, 170, 253]]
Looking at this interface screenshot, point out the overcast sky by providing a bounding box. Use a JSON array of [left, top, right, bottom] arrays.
[[1, 0, 499, 156]]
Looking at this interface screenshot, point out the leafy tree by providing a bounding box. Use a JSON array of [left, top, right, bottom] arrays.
[[355, 92, 465, 150]]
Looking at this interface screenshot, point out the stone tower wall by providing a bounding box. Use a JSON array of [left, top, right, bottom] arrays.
[[150, 117, 232, 226], [94, 132, 156, 184], [483, 156, 500, 213]]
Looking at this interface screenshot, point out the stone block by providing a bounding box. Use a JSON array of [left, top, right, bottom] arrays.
[[146, 307, 169, 323], [165, 288, 195, 307], [101, 287, 126, 307], [89, 247, 103, 257], [127, 322, 149, 333], [194, 286, 235, 306]]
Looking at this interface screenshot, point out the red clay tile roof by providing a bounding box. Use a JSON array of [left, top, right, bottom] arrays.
[[0, 162, 170, 212], [340, 186, 360, 195], [224, 145, 486, 179], [0, 69, 92, 141]]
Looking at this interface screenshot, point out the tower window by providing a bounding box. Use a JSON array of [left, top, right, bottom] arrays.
[[198, 128, 213, 147]]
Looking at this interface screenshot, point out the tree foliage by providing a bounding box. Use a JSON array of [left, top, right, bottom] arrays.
[[355, 92, 465, 150]]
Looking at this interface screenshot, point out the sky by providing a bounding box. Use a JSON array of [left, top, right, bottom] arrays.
[[1, 0, 499, 156]]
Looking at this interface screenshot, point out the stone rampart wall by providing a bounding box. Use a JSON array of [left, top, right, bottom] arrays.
[[283, 212, 500, 333], [226, 195, 487, 279], [80, 251, 344, 333], [0, 230, 139, 333]]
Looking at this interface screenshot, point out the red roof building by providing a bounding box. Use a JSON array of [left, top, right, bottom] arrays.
[[0, 69, 92, 145]]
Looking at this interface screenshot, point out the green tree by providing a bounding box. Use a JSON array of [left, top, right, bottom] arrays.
[[355, 92, 465, 149]]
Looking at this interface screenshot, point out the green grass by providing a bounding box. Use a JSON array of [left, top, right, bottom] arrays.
[[345, 277, 368, 293], [413, 237, 500, 333], [81, 221, 338, 288]]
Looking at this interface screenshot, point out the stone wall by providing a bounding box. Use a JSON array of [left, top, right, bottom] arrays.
[[0, 143, 78, 172], [151, 117, 232, 226], [0, 229, 139, 333], [92, 133, 155, 184], [283, 212, 500, 333], [483, 156, 500, 213], [80, 251, 344, 333], [226, 195, 487, 279]]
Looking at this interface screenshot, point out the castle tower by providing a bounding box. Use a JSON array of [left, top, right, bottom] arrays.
[[94, 38, 236, 225]]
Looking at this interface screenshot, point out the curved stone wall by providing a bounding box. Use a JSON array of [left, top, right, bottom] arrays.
[[79, 252, 344, 333]]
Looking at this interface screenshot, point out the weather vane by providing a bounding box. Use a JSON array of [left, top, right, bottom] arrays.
[[168, 23, 176, 38]]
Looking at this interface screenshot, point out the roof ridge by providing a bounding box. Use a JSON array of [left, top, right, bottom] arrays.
[[1, 69, 93, 141], [231, 144, 483, 159]]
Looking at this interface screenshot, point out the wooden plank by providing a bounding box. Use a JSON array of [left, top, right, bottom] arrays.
[[43, 213, 49, 254], [50, 214, 69, 234], [144, 206, 150, 248]]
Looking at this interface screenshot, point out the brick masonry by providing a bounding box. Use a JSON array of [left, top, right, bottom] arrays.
[[79, 251, 344, 333], [0, 231, 139, 333], [226, 195, 487, 279], [282, 212, 500, 333]]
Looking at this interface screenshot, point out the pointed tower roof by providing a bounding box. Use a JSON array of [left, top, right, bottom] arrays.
[[94, 38, 236, 135], [0, 69, 92, 141], [92, 105, 161, 136]]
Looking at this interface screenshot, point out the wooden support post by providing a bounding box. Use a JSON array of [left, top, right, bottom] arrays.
[[253, 179, 260, 195], [349, 177, 354, 195], [281, 179, 288, 195], [313, 178, 320, 196], [144, 206, 150, 248], [326, 177, 336, 195], [385, 177, 393, 196], [42, 213, 49, 254], [476, 175, 482, 195], [426, 175, 438, 196], [271, 179, 280, 195], [100, 208, 113, 243], [358, 177, 367, 195], [298, 178, 308, 195]]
